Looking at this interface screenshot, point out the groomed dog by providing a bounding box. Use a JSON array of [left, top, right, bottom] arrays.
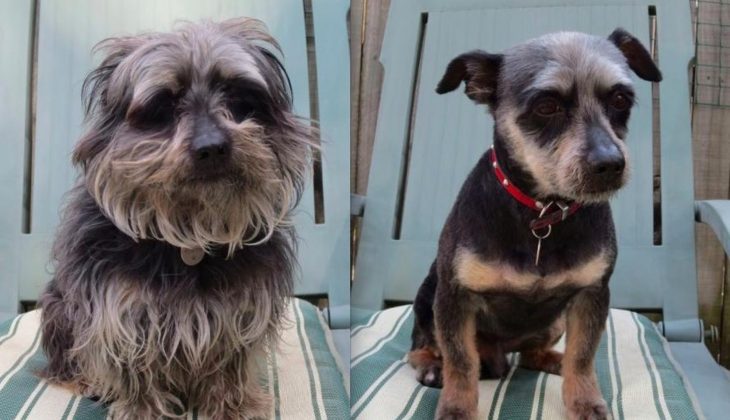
[[409, 29, 661, 420], [38, 18, 313, 419]]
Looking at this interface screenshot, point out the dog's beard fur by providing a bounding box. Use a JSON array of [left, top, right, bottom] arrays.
[[39, 17, 312, 419], [86, 116, 309, 256]]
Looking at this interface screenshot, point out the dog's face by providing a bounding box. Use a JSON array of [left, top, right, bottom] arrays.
[[437, 29, 661, 203], [74, 18, 312, 254]]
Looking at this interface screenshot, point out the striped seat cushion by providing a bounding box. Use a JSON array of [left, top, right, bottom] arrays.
[[350, 306, 703, 420], [0, 299, 348, 419]]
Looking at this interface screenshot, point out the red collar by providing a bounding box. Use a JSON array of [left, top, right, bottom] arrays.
[[488, 147, 581, 231]]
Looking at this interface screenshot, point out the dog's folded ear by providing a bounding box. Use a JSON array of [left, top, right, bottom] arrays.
[[82, 37, 147, 115], [435, 50, 503, 105], [219, 18, 293, 110], [74, 37, 145, 167], [608, 28, 662, 82]]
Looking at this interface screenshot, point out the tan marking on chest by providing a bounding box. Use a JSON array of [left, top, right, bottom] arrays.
[[454, 247, 609, 292]]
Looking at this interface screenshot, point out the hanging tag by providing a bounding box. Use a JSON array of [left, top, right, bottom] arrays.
[[180, 247, 205, 266], [531, 202, 553, 266], [531, 225, 552, 266]]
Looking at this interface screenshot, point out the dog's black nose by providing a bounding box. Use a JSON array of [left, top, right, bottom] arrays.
[[586, 126, 625, 177], [191, 115, 231, 165], [587, 151, 625, 176], [194, 142, 229, 162]]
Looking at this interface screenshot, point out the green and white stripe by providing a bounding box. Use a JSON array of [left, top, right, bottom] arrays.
[[0, 315, 21, 346], [486, 353, 520, 419], [351, 306, 412, 366], [350, 306, 414, 417], [351, 311, 383, 336], [350, 306, 701, 420], [317, 310, 349, 396], [0, 299, 348, 419]]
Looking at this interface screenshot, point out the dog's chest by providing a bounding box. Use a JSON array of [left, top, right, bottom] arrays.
[[454, 247, 609, 292]]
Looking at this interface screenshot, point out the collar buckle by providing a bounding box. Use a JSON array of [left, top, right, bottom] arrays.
[[489, 148, 581, 229], [556, 201, 570, 221]]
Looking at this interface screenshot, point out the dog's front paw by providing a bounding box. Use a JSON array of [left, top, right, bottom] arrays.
[[409, 348, 444, 387], [198, 380, 271, 420], [435, 403, 477, 420], [107, 399, 169, 420], [416, 363, 443, 387], [563, 375, 609, 420], [565, 397, 608, 420]]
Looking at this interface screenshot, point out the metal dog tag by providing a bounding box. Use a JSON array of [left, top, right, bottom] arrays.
[[180, 247, 205, 266], [531, 203, 553, 266], [532, 225, 552, 266]]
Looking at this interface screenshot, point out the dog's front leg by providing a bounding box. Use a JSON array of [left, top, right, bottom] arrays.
[[434, 285, 479, 420], [562, 286, 610, 420], [195, 352, 270, 420]]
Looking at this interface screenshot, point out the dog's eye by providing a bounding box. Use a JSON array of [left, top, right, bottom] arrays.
[[129, 91, 176, 129], [534, 99, 563, 117], [609, 91, 631, 111], [223, 81, 271, 123], [227, 98, 257, 123]]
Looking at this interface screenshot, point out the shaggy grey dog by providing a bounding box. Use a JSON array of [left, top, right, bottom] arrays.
[[38, 18, 312, 419]]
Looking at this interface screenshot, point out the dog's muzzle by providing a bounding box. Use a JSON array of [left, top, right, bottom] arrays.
[[191, 113, 233, 178], [583, 125, 626, 192]]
